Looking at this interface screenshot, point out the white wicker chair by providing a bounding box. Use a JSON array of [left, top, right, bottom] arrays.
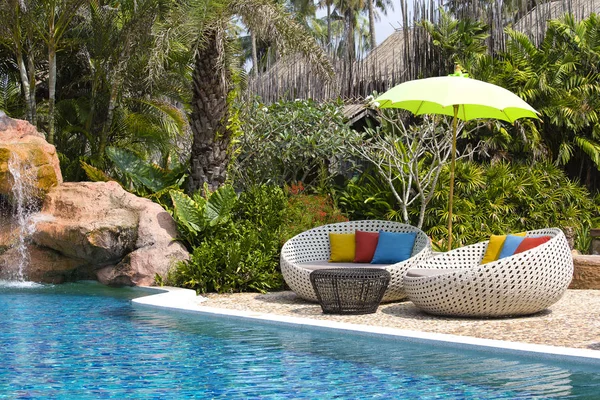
[[280, 220, 432, 302], [403, 228, 573, 317]]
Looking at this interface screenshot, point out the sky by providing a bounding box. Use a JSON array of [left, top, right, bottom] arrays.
[[242, 3, 405, 70], [314, 3, 406, 47], [374, 5, 403, 45]]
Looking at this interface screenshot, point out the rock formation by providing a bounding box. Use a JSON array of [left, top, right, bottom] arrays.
[[0, 115, 189, 286], [31, 181, 189, 285], [0, 113, 62, 196]]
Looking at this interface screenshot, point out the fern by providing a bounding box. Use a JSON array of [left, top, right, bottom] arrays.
[[80, 161, 113, 182], [106, 146, 186, 193]]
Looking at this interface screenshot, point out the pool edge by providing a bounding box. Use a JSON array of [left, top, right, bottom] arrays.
[[131, 287, 600, 366]]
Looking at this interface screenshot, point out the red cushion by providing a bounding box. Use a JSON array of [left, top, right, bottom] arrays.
[[354, 230, 380, 263], [514, 236, 551, 254]]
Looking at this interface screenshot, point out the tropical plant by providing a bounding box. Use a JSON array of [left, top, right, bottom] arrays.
[[0, 61, 23, 116], [490, 14, 600, 190], [334, 169, 397, 221], [422, 160, 595, 250], [34, 0, 88, 144], [0, 0, 39, 124], [169, 184, 238, 247], [82, 146, 187, 200], [167, 184, 287, 293], [421, 9, 489, 77], [346, 109, 482, 228], [55, 0, 191, 179]]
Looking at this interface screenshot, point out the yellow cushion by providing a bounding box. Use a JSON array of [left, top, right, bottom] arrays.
[[481, 232, 526, 264], [328, 233, 356, 262]]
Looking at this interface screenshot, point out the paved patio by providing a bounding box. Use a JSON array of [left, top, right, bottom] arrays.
[[199, 289, 600, 350]]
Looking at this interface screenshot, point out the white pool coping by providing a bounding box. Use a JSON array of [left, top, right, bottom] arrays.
[[132, 286, 600, 366]]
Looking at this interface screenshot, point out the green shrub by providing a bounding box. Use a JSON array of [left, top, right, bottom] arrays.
[[334, 171, 398, 222], [422, 161, 595, 250], [233, 98, 356, 190], [167, 184, 287, 293]]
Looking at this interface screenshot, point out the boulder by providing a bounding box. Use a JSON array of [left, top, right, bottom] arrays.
[[33, 182, 139, 263], [0, 114, 62, 196], [570, 254, 600, 289], [0, 244, 90, 284], [30, 181, 189, 286], [0, 215, 19, 252]]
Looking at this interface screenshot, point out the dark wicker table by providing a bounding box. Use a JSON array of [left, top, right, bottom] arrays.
[[309, 268, 391, 315]]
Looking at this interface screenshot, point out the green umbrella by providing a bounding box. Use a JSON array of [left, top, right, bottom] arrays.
[[375, 70, 539, 250]]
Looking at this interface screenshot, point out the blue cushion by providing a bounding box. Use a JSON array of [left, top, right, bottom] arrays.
[[371, 231, 417, 264], [498, 235, 526, 259]]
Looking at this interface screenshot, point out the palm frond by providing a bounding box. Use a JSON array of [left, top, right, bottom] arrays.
[[231, 0, 333, 80]]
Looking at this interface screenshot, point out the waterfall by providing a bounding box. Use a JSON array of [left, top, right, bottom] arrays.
[[2, 155, 41, 281]]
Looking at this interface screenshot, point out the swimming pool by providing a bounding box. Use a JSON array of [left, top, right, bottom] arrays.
[[1, 282, 598, 399]]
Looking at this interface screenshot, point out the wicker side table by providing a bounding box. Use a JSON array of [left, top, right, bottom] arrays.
[[309, 268, 391, 315]]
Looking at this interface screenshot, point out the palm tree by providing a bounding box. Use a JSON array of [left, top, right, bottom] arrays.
[[316, 0, 336, 53], [244, 0, 317, 77], [332, 0, 393, 60], [186, 0, 333, 192], [0, 0, 38, 124], [497, 14, 600, 188], [33, 0, 87, 145], [366, 0, 393, 49], [50, 0, 190, 180], [334, 0, 364, 62]]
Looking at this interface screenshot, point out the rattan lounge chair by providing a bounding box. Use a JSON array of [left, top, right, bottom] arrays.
[[403, 228, 573, 317], [280, 220, 432, 302]]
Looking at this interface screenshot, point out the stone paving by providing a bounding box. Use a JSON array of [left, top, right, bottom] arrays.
[[200, 289, 600, 350]]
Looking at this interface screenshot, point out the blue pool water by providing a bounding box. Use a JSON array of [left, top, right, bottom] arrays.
[[1, 282, 598, 399]]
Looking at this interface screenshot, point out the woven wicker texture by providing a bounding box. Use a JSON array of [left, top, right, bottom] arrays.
[[280, 220, 432, 302], [310, 269, 391, 314], [404, 228, 573, 317]]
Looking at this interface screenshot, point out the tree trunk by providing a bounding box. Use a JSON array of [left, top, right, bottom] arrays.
[[188, 29, 232, 193], [10, 4, 35, 124], [251, 31, 258, 76], [368, 0, 376, 49], [345, 9, 356, 63], [326, 4, 332, 55], [98, 75, 120, 161], [26, 23, 37, 126], [48, 39, 56, 144], [15, 52, 33, 123], [46, 4, 57, 144], [27, 50, 37, 126]]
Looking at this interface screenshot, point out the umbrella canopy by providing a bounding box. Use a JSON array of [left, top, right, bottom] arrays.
[[375, 73, 539, 250], [376, 76, 539, 122]]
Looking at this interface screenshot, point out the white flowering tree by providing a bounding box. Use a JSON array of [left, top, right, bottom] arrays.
[[348, 105, 481, 228]]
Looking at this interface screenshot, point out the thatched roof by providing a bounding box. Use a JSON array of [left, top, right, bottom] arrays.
[[246, 53, 334, 102], [359, 29, 412, 79], [513, 0, 600, 42], [245, 28, 423, 103], [247, 0, 600, 103]]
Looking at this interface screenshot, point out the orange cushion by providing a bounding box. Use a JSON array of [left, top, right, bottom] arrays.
[[354, 230, 379, 263], [514, 236, 551, 254]]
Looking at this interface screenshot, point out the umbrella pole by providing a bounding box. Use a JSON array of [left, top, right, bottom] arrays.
[[447, 105, 459, 251]]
